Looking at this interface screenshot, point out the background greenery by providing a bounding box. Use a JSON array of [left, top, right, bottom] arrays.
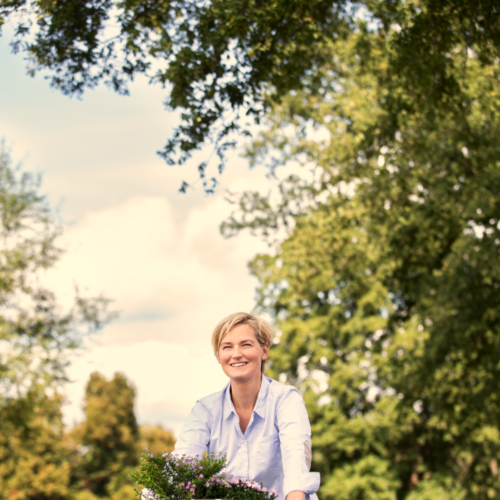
[[225, 19, 500, 500], [0, 365, 175, 500], [1, 0, 499, 499]]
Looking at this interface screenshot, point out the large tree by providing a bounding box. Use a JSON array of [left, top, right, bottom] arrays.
[[0, 142, 112, 399], [0, 386, 73, 500], [71, 372, 140, 499], [1, 0, 498, 189], [70, 371, 176, 500], [225, 23, 500, 500]]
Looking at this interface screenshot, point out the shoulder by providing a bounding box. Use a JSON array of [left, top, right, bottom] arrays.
[[264, 377, 311, 429], [194, 383, 228, 413], [265, 376, 303, 402]]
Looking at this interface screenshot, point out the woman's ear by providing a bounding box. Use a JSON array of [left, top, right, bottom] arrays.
[[262, 344, 269, 360]]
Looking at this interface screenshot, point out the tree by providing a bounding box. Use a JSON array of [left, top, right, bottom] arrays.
[[70, 372, 176, 500], [71, 372, 140, 499], [0, 386, 73, 500], [0, 141, 113, 500], [138, 424, 175, 457], [1, 1, 498, 189], [0, 141, 113, 399], [225, 23, 500, 500]]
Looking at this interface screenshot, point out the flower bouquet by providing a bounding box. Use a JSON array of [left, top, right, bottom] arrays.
[[130, 451, 278, 500]]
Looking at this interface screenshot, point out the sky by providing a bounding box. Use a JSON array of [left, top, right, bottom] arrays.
[[0, 26, 275, 434]]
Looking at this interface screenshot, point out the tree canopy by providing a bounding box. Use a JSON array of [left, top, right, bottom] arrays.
[[1, 0, 499, 189], [0, 142, 112, 400], [72, 372, 140, 497], [70, 371, 176, 500], [226, 21, 500, 500], [0, 385, 73, 500]]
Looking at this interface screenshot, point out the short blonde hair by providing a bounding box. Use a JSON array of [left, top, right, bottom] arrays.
[[212, 312, 274, 371]]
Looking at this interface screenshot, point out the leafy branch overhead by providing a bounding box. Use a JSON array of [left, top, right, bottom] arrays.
[[1, 0, 499, 190]]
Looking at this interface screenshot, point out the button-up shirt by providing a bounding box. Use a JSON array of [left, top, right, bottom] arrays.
[[174, 376, 320, 500]]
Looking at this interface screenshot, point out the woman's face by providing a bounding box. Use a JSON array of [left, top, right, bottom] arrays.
[[218, 323, 269, 383]]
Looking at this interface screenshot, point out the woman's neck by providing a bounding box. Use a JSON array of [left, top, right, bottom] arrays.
[[230, 373, 262, 412]]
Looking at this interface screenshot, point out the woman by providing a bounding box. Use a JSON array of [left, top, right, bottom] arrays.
[[174, 312, 320, 500]]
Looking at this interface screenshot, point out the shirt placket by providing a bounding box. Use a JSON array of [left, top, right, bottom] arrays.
[[233, 411, 255, 480]]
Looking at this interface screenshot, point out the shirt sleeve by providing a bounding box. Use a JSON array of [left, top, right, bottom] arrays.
[[173, 401, 211, 457], [277, 388, 321, 500]]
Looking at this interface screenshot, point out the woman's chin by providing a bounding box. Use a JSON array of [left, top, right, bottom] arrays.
[[226, 366, 260, 382]]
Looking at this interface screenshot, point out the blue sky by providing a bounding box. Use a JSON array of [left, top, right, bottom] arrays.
[[0, 25, 273, 433]]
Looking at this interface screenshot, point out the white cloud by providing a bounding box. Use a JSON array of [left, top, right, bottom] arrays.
[[65, 341, 228, 435], [43, 193, 269, 432]]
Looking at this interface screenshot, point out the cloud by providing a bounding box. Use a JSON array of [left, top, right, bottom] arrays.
[[44, 193, 269, 431], [65, 341, 228, 435]]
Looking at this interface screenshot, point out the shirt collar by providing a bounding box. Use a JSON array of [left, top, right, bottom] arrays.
[[222, 375, 270, 420], [223, 381, 235, 420], [253, 375, 270, 419]]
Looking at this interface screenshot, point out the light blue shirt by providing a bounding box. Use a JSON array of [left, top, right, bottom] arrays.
[[174, 376, 320, 500]]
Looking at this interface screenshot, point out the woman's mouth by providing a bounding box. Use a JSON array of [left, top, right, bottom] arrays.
[[230, 362, 248, 367]]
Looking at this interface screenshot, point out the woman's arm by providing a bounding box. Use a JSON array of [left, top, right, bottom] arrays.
[[276, 389, 320, 500], [286, 492, 306, 500], [174, 401, 211, 457]]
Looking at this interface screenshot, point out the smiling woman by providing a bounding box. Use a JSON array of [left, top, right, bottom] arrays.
[[173, 312, 320, 500]]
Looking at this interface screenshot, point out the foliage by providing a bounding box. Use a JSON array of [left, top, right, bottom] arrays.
[[223, 20, 500, 500], [131, 452, 279, 500], [71, 372, 140, 498], [1, 1, 499, 189], [138, 425, 176, 457], [0, 385, 72, 500], [0, 141, 114, 399]]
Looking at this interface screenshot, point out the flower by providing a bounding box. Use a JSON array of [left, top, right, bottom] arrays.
[[132, 451, 277, 500]]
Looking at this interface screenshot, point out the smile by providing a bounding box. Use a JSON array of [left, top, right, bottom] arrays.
[[230, 362, 248, 367]]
